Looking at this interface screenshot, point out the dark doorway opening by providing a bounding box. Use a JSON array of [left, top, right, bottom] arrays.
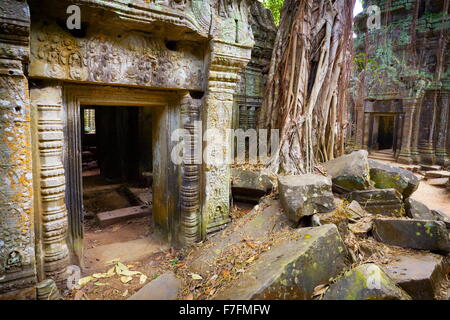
[[80, 106, 164, 272], [377, 115, 395, 150]]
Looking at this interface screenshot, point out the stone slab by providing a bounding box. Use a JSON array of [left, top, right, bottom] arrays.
[[384, 253, 448, 300], [96, 205, 151, 227], [373, 218, 450, 253], [214, 224, 351, 300], [347, 189, 405, 217], [128, 272, 181, 300], [189, 200, 290, 275], [323, 264, 411, 300]]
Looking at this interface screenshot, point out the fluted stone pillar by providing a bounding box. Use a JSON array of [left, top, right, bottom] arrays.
[[0, 0, 36, 298]]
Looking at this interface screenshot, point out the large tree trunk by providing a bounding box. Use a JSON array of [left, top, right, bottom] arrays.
[[259, 0, 355, 174]]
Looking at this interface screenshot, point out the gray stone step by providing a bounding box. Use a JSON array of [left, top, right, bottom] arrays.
[[425, 171, 450, 180], [96, 205, 151, 227]]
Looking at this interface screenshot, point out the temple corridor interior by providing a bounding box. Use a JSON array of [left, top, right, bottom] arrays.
[[80, 106, 161, 272]]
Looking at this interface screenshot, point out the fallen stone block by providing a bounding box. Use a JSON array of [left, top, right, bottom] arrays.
[[347, 189, 405, 217], [231, 169, 273, 202], [322, 150, 372, 193], [189, 200, 290, 275], [348, 219, 373, 236], [368, 159, 420, 198], [424, 170, 450, 179], [128, 272, 181, 300], [405, 198, 435, 220], [214, 224, 351, 300], [278, 174, 336, 223], [427, 178, 449, 187], [420, 164, 442, 171], [431, 210, 450, 229], [346, 200, 368, 220], [373, 218, 450, 253], [323, 263, 411, 300], [384, 253, 448, 300]]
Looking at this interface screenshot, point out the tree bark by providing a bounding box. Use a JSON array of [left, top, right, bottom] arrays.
[[259, 0, 355, 174]]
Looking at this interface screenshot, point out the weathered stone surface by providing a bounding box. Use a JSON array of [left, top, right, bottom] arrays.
[[348, 189, 405, 217], [348, 220, 373, 236], [384, 253, 448, 300], [373, 219, 450, 253], [427, 178, 449, 187], [420, 165, 442, 172], [278, 174, 336, 223], [424, 171, 450, 179], [36, 279, 62, 300], [231, 169, 273, 202], [405, 198, 435, 220], [323, 264, 411, 300], [322, 150, 371, 193], [368, 159, 420, 198], [128, 272, 181, 300], [214, 224, 351, 300], [431, 210, 450, 229], [189, 200, 290, 275], [346, 200, 368, 220]]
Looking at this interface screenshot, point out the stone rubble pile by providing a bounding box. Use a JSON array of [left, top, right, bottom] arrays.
[[134, 150, 448, 300]]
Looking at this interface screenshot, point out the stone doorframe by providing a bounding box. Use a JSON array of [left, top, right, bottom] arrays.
[[30, 83, 202, 282]]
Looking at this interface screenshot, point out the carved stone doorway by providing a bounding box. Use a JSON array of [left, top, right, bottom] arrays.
[[63, 85, 183, 267]]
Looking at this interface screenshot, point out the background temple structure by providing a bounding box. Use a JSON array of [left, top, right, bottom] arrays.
[[350, 0, 449, 165], [0, 0, 268, 299]]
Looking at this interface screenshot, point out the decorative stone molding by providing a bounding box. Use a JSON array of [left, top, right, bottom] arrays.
[[30, 21, 205, 90], [202, 41, 251, 235], [179, 94, 201, 244], [31, 86, 69, 287]]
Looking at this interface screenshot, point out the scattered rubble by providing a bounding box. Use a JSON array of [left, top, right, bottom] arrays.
[[405, 198, 435, 220], [347, 189, 405, 217], [384, 252, 448, 300], [322, 150, 372, 193], [373, 218, 450, 253], [368, 159, 420, 198], [231, 168, 273, 202], [278, 174, 336, 223], [214, 224, 351, 299], [323, 264, 411, 300]]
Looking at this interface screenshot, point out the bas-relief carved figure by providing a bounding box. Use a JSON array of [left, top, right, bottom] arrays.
[[0, 0, 258, 298]]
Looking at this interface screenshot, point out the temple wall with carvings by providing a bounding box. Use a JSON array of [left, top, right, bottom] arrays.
[[0, 0, 255, 298], [351, 0, 449, 165]]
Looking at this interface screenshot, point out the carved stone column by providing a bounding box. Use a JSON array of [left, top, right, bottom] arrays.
[[0, 0, 37, 298], [436, 92, 449, 166], [410, 97, 423, 163], [30, 85, 69, 287], [179, 93, 201, 245], [201, 41, 251, 236], [398, 98, 417, 164]]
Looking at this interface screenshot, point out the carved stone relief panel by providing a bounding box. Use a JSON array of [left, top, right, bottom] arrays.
[[30, 21, 205, 90]]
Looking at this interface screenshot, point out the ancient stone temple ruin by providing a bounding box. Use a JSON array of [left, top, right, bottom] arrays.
[[351, 0, 449, 165], [0, 0, 261, 298]]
